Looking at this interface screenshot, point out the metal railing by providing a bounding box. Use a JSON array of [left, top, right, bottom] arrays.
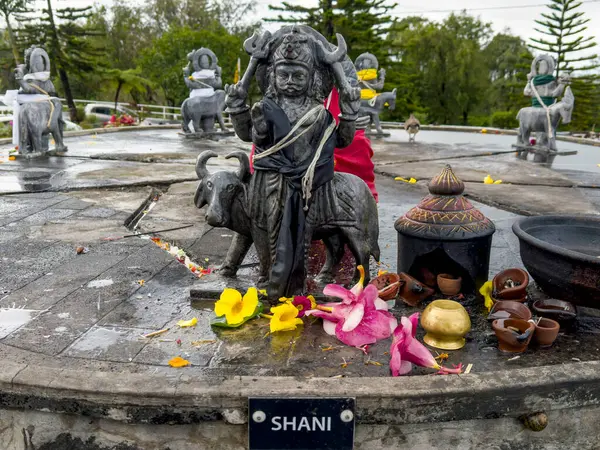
[[0, 97, 238, 124]]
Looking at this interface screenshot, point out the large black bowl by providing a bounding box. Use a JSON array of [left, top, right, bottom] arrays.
[[512, 215, 600, 308]]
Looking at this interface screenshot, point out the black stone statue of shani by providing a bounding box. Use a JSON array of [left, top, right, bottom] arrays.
[[204, 25, 380, 300]]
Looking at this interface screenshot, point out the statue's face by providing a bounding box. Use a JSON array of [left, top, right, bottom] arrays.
[[199, 55, 210, 69], [538, 60, 549, 74], [275, 63, 310, 97]]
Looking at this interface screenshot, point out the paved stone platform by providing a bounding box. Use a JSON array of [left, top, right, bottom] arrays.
[[1, 127, 600, 449], [0, 127, 598, 379]]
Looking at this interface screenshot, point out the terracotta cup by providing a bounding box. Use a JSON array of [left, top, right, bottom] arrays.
[[533, 318, 560, 347], [437, 273, 462, 296], [493, 268, 529, 301], [492, 318, 535, 353], [369, 273, 402, 300]]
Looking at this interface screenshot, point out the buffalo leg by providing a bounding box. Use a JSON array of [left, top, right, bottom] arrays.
[[316, 236, 344, 283], [219, 232, 252, 277], [346, 231, 371, 284], [252, 228, 271, 287]]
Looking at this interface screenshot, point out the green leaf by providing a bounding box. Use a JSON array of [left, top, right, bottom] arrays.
[[210, 302, 264, 328]]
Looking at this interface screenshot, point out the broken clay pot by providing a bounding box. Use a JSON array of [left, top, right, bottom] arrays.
[[493, 268, 529, 302], [370, 273, 402, 300], [398, 272, 435, 306], [437, 273, 462, 296], [533, 317, 560, 347], [492, 318, 535, 353], [488, 300, 532, 321], [532, 299, 577, 329]]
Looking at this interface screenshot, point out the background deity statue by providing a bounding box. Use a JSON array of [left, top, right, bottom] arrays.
[[9, 45, 66, 154], [354, 52, 396, 136], [515, 54, 574, 156], [181, 48, 227, 134], [220, 25, 379, 299]]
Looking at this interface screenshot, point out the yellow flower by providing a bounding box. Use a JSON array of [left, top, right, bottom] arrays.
[[269, 302, 304, 333], [258, 289, 268, 296], [377, 269, 389, 276], [394, 176, 417, 184], [279, 296, 294, 303], [214, 287, 259, 326], [479, 281, 494, 311], [484, 175, 502, 184], [177, 317, 198, 328], [168, 356, 190, 368]]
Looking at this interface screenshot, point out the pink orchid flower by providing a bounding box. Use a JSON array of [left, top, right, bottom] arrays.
[[390, 313, 440, 376], [306, 271, 397, 347]]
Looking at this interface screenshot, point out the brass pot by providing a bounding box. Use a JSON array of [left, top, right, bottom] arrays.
[[420, 300, 471, 350]]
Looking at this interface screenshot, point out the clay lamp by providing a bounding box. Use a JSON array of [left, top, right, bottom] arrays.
[[437, 273, 462, 296], [532, 299, 577, 329], [398, 272, 435, 307], [533, 317, 560, 348], [420, 299, 471, 350], [488, 301, 532, 321], [369, 273, 402, 300], [492, 318, 535, 353], [492, 268, 529, 303]]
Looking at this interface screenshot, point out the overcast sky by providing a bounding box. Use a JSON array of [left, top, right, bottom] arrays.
[[34, 0, 600, 47]]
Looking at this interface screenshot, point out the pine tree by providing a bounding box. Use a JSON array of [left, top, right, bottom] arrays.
[[0, 0, 31, 64], [268, 0, 396, 63], [530, 0, 598, 75], [16, 0, 105, 121]]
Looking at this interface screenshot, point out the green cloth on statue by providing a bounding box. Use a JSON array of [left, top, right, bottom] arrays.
[[531, 74, 557, 107], [533, 74, 555, 86], [532, 96, 556, 107]]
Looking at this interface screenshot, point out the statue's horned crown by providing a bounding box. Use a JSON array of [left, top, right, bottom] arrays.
[[274, 30, 313, 69]]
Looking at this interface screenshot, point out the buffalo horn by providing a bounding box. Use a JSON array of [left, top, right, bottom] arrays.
[[195, 151, 218, 179], [225, 151, 251, 181]]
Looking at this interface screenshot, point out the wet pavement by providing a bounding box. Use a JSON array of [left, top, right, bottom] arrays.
[[0, 127, 599, 378]]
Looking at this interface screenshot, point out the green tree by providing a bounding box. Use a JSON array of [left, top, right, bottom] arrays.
[[484, 33, 532, 113], [387, 13, 491, 125], [268, 0, 396, 63], [104, 68, 154, 110], [530, 0, 598, 75], [0, 0, 31, 64], [137, 24, 246, 106]]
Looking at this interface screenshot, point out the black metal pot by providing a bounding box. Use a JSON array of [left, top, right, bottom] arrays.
[[512, 215, 600, 308]]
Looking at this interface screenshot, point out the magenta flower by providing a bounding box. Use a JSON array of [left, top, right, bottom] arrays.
[[289, 295, 316, 318], [306, 282, 397, 348], [389, 313, 440, 376]]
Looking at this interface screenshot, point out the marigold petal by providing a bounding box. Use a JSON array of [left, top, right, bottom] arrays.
[[168, 356, 190, 368]]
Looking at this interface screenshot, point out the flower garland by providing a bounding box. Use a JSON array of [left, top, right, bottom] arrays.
[[150, 237, 211, 277]]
